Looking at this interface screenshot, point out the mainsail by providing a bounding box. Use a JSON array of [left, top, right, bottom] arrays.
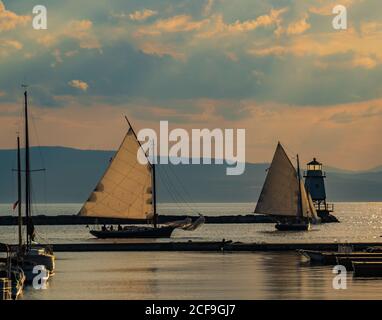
[[254, 143, 316, 219], [79, 128, 153, 219]]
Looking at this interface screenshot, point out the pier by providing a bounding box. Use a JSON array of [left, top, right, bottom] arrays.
[[0, 241, 380, 252]]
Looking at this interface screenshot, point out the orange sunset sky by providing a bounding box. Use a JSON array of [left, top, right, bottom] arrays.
[[0, 0, 382, 170]]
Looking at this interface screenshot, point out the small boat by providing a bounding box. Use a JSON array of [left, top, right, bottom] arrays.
[[0, 266, 25, 299], [0, 244, 25, 300], [0, 278, 12, 300], [79, 117, 201, 239], [337, 257, 382, 271], [299, 249, 382, 265], [353, 262, 382, 277], [254, 143, 319, 231]]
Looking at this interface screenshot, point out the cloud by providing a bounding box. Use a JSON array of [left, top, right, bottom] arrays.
[[203, 0, 214, 16], [138, 41, 186, 60], [0, 39, 23, 57], [129, 9, 157, 21], [0, 1, 30, 32], [227, 8, 287, 33], [1, 0, 382, 154], [68, 80, 89, 91], [309, 0, 356, 16], [286, 15, 311, 35], [196, 8, 287, 39], [248, 46, 288, 56], [64, 20, 101, 49], [37, 34, 57, 47], [361, 21, 382, 35], [137, 15, 208, 36], [328, 105, 382, 124], [36, 19, 101, 51], [352, 55, 378, 69]]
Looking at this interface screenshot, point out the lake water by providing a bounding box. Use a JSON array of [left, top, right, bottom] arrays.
[[1, 202, 382, 299]]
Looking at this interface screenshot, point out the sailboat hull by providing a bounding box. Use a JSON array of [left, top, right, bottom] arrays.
[[90, 226, 176, 239], [275, 223, 310, 231]]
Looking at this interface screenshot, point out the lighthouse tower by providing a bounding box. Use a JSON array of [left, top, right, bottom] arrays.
[[304, 158, 335, 220]]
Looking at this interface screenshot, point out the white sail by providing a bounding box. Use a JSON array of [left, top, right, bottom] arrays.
[[300, 179, 318, 219], [307, 188, 320, 223], [254, 143, 300, 217], [79, 128, 153, 219]]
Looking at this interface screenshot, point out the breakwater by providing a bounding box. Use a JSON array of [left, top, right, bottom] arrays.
[[0, 213, 339, 225]]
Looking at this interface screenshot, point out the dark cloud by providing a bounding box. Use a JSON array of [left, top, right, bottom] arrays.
[[1, 0, 382, 120]]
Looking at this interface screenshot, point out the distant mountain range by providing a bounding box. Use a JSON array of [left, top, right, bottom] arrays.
[[0, 146, 381, 203]]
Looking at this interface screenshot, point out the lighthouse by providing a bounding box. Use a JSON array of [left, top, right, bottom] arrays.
[[304, 158, 337, 222]]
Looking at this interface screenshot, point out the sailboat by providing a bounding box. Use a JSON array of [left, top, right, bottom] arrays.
[[79, 117, 177, 238], [254, 142, 319, 231], [13, 88, 55, 282]]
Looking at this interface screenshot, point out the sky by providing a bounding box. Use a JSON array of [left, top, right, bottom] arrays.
[[0, 0, 382, 170]]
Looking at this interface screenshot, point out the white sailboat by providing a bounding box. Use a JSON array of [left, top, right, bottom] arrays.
[[79, 117, 176, 238], [254, 142, 319, 231]]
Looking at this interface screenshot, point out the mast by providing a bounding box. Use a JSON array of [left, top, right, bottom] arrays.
[[151, 138, 158, 228], [24, 87, 31, 248], [296, 154, 303, 220], [152, 161, 158, 228], [17, 135, 22, 249]]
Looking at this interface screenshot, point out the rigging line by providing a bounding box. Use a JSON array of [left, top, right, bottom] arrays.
[[156, 166, 178, 204], [30, 110, 48, 214], [282, 142, 298, 161], [156, 168, 184, 208], [166, 163, 199, 211], [159, 165, 199, 215], [160, 164, 199, 214], [160, 165, 188, 208], [156, 165, 184, 207]]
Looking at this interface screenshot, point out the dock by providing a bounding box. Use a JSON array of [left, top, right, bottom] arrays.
[[1, 242, 380, 252]]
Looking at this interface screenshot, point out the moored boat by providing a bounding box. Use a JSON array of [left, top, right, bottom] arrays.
[[353, 262, 382, 277], [0, 243, 25, 300], [299, 249, 382, 265], [0, 265, 25, 299], [11, 88, 56, 282], [337, 257, 382, 271], [0, 278, 12, 300]]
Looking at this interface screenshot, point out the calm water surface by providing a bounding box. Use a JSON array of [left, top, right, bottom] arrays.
[[0, 202, 382, 299]]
